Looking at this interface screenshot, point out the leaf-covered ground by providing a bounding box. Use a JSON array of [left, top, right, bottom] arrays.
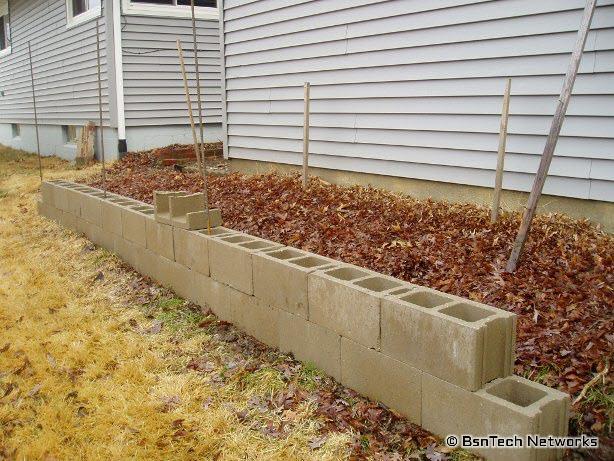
[[88, 150, 613, 445], [1, 147, 474, 460]]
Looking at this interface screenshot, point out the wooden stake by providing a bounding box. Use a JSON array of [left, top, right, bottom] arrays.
[[95, 19, 107, 198], [491, 77, 511, 223], [177, 39, 202, 175], [302, 82, 311, 189], [190, 0, 211, 234], [27, 41, 42, 181], [506, 0, 596, 272]]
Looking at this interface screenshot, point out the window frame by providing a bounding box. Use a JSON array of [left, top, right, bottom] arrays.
[[121, 0, 219, 20], [66, 0, 102, 29], [0, 0, 11, 58]]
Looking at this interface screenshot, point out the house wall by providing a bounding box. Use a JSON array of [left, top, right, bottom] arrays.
[[120, 13, 223, 131], [219, 0, 614, 203], [0, 0, 115, 158], [0, 0, 110, 126]]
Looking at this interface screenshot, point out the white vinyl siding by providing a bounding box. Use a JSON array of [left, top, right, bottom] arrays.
[[121, 14, 222, 127], [0, 0, 110, 126], [220, 0, 614, 202]]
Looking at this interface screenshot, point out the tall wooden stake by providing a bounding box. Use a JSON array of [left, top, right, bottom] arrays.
[[506, 0, 596, 272], [190, 0, 211, 234], [27, 41, 42, 181], [177, 39, 201, 173], [491, 77, 511, 223], [177, 38, 211, 233], [95, 19, 107, 198], [302, 82, 311, 189]]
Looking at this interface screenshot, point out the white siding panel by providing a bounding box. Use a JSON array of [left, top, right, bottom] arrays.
[[221, 0, 614, 203], [0, 0, 111, 125], [121, 14, 222, 127]]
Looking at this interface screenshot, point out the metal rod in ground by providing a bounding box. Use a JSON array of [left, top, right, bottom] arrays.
[[95, 18, 107, 198], [190, 0, 211, 234], [491, 77, 511, 223], [27, 41, 42, 181], [302, 82, 311, 189], [506, 0, 596, 272]]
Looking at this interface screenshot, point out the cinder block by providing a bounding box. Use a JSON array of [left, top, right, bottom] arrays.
[[309, 265, 412, 349], [76, 218, 103, 246], [122, 205, 154, 247], [134, 246, 159, 279], [192, 272, 233, 321], [65, 188, 83, 217], [209, 234, 282, 295], [101, 201, 123, 235], [422, 374, 569, 461], [154, 191, 186, 225], [173, 226, 235, 276], [53, 185, 70, 211], [340, 338, 422, 424], [169, 193, 223, 230], [40, 181, 56, 207], [253, 248, 337, 319], [80, 194, 103, 226], [279, 310, 341, 380], [146, 219, 174, 261], [382, 288, 516, 391], [37, 200, 51, 219], [155, 257, 196, 302], [230, 289, 279, 348]]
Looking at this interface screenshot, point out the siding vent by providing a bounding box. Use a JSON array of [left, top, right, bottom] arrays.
[[10, 123, 19, 138]]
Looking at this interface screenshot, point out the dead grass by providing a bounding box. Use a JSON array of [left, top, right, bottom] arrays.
[[0, 148, 353, 459]]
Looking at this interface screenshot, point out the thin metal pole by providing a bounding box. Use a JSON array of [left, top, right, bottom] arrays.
[[190, 0, 211, 234], [506, 0, 596, 272], [27, 41, 42, 181], [302, 82, 311, 189], [95, 18, 107, 198], [491, 77, 511, 223]]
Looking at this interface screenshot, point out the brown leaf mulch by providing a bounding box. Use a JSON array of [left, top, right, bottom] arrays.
[[87, 150, 613, 440]]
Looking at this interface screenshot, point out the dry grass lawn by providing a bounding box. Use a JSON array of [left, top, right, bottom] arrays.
[[0, 150, 355, 459]]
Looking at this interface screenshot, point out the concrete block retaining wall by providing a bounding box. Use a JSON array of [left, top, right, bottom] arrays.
[[38, 180, 570, 461]]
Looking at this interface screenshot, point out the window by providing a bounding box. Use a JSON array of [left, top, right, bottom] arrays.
[[122, 0, 218, 19], [63, 125, 80, 144], [66, 0, 101, 28], [0, 0, 10, 57], [11, 123, 20, 138]]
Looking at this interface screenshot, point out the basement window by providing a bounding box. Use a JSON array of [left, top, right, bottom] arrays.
[[11, 123, 20, 138], [0, 0, 11, 58], [66, 0, 102, 29], [122, 0, 218, 19], [62, 125, 80, 144]]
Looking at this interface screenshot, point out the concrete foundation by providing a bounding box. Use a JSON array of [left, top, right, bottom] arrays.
[[38, 181, 570, 461]]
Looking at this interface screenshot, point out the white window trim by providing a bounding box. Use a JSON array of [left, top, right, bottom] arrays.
[[0, 45, 10, 58], [66, 1, 102, 29], [121, 0, 219, 20]]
